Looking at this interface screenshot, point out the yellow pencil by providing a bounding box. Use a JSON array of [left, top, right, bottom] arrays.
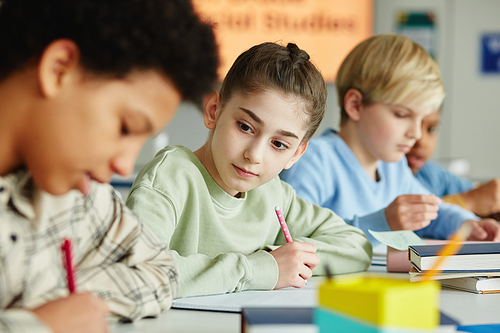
[[421, 222, 473, 282]]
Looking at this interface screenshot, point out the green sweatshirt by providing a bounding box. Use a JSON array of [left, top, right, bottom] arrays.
[[126, 146, 372, 298]]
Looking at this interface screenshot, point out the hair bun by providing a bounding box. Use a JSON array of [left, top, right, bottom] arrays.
[[287, 43, 310, 69]]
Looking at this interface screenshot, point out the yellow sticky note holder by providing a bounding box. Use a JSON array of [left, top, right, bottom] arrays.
[[317, 273, 440, 330]]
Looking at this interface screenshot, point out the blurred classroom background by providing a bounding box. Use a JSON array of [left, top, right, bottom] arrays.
[[113, 0, 500, 198]]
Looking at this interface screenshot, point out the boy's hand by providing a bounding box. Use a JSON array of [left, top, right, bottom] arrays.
[[465, 219, 500, 241], [462, 179, 500, 217], [32, 293, 109, 333], [385, 194, 441, 231], [270, 242, 319, 289]]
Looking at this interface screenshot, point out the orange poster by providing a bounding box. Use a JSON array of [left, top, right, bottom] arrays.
[[193, 0, 373, 82]]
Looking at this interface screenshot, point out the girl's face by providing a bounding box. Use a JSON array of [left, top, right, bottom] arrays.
[[22, 70, 181, 196], [203, 90, 309, 197], [355, 101, 436, 165], [406, 110, 440, 174]]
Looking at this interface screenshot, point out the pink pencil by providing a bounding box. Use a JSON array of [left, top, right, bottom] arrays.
[[275, 206, 293, 243], [61, 238, 77, 293], [275, 206, 307, 285]]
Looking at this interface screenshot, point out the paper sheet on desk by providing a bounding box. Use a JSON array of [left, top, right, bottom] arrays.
[[172, 280, 318, 313], [368, 230, 427, 250], [368, 230, 427, 272]]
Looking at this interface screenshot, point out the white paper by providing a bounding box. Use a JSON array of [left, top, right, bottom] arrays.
[[368, 230, 426, 251]]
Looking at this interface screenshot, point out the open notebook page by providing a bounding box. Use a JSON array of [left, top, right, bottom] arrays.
[[172, 278, 319, 312]]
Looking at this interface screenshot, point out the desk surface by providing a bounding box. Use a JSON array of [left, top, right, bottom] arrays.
[[111, 267, 500, 333], [111, 308, 238, 333]]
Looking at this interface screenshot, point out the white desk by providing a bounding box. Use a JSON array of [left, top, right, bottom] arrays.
[[110, 269, 500, 333], [110, 308, 239, 333]]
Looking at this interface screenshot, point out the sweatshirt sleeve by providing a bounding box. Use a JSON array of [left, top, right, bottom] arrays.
[[76, 186, 178, 322], [342, 166, 479, 246], [172, 249, 278, 297], [416, 161, 475, 197], [0, 309, 52, 333], [126, 185, 279, 298], [415, 202, 478, 240], [277, 182, 372, 276], [342, 202, 478, 246], [407, 171, 479, 240]]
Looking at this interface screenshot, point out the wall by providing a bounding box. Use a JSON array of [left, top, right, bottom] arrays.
[[135, 0, 500, 182], [375, 0, 500, 181]]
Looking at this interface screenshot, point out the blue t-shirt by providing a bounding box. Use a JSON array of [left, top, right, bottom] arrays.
[[415, 161, 475, 197], [280, 129, 477, 246]]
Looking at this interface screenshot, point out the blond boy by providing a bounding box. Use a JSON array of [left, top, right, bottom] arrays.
[[281, 34, 500, 246]]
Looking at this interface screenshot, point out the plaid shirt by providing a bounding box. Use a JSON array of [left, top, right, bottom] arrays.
[[0, 170, 178, 333]]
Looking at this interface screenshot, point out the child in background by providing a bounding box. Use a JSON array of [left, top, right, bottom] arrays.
[[280, 34, 500, 247], [0, 0, 218, 332], [407, 109, 500, 218], [126, 42, 372, 298]]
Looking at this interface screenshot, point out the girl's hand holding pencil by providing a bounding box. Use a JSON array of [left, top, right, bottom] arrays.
[[270, 241, 319, 289], [270, 206, 319, 289]]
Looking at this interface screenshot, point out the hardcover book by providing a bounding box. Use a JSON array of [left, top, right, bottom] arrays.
[[409, 243, 500, 273], [440, 276, 500, 294]]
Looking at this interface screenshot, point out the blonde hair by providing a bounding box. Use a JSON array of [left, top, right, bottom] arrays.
[[336, 34, 445, 125]]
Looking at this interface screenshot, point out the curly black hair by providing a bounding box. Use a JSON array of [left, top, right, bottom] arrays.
[[0, 0, 219, 105]]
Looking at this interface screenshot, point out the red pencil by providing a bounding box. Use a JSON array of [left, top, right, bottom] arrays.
[[61, 238, 76, 293]]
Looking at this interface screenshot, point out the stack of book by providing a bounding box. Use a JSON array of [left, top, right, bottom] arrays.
[[409, 242, 500, 294]]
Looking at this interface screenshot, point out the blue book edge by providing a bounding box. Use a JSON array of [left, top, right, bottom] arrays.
[[242, 307, 314, 325], [457, 323, 500, 333], [409, 243, 500, 257]]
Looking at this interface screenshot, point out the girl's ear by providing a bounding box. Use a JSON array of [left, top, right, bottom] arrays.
[[344, 88, 363, 122], [202, 90, 220, 130], [283, 142, 308, 170], [38, 39, 81, 98]]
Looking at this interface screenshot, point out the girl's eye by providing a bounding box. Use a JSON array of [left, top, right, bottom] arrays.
[[428, 126, 437, 133], [394, 112, 407, 118], [121, 122, 130, 136], [272, 140, 289, 150], [238, 121, 252, 133]]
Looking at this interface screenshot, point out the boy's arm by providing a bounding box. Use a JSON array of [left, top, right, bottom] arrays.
[[458, 179, 500, 217], [405, 174, 479, 240], [76, 186, 178, 322], [276, 183, 373, 276], [417, 161, 475, 197], [442, 193, 468, 209], [341, 167, 477, 245], [126, 185, 279, 298]]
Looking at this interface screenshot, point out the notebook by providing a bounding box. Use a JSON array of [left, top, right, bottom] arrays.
[[409, 267, 500, 282], [172, 281, 318, 313], [440, 276, 500, 294]]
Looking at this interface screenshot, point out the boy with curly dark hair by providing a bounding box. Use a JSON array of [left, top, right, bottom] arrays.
[[0, 0, 218, 332]]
